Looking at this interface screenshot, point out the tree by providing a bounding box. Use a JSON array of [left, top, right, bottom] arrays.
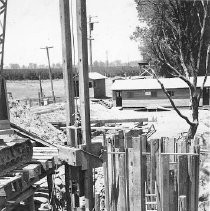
[[133, 0, 210, 139], [9, 63, 20, 69]]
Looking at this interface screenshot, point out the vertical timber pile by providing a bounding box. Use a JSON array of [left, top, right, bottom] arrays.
[[0, 0, 7, 71], [59, 0, 75, 210], [76, 0, 94, 210]]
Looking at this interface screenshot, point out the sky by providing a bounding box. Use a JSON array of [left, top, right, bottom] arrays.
[[4, 0, 142, 66]]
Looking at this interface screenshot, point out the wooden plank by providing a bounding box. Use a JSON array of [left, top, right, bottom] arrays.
[[23, 164, 42, 180], [0, 138, 33, 177], [91, 118, 148, 124], [10, 122, 54, 147], [6, 186, 39, 211], [0, 128, 13, 135], [127, 148, 134, 211], [50, 118, 148, 127], [124, 129, 142, 148], [107, 139, 113, 210], [32, 153, 58, 164], [32, 156, 55, 169], [169, 170, 178, 211], [33, 147, 58, 151], [114, 148, 119, 211], [102, 133, 110, 211], [31, 159, 49, 171], [0, 175, 24, 206], [178, 155, 189, 210], [150, 139, 158, 194], [119, 153, 127, 211], [132, 136, 146, 211], [188, 155, 199, 211], [94, 193, 100, 211], [58, 146, 82, 166], [160, 154, 170, 211], [178, 195, 187, 211], [155, 139, 161, 211]]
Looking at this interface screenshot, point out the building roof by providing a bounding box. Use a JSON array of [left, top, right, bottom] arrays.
[[89, 72, 107, 80], [111, 76, 210, 90]]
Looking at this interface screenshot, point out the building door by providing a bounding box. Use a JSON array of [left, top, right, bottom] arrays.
[[116, 91, 122, 107], [203, 88, 209, 105]]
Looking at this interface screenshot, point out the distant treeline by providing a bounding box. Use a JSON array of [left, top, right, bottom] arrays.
[[2, 66, 141, 80]]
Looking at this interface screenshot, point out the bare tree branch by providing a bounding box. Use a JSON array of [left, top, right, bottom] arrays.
[[196, 2, 208, 71], [198, 45, 210, 102], [150, 68, 194, 126]]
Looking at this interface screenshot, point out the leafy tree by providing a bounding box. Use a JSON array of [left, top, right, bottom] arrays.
[[132, 0, 210, 138]]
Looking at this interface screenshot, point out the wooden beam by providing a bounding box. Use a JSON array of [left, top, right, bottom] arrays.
[[76, 0, 91, 147], [0, 138, 33, 177], [6, 186, 39, 211], [59, 0, 75, 146], [76, 0, 93, 209], [50, 118, 149, 128]]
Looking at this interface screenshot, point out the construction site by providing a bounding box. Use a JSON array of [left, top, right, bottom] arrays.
[[0, 0, 210, 211]]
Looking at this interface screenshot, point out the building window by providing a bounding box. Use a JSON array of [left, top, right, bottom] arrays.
[[89, 82, 93, 88], [151, 91, 157, 97], [145, 91, 151, 96], [93, 81, 96, 87], [144, 90, 157, 97], [167, 91, 174, 97], [116, 91, 122, 97], [127, 91, 134, 98]]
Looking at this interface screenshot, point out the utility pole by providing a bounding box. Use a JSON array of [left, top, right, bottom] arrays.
[[41, 46, 56, 103], [39, 73, 43, 98], [76, 0, 94, 210], [59, 0, 76, 210], [0, 0, 8, 72], [88, 15, 98, 72]]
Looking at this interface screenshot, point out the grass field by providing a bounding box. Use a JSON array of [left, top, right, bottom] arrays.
[[6, 78, 113, 100]]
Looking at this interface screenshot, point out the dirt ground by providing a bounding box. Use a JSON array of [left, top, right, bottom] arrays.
[[6, 79, 210, 210]]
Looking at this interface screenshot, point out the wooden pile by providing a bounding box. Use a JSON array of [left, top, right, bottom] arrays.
[[0, 136, 58, 210], [102, 130, 200, 211]]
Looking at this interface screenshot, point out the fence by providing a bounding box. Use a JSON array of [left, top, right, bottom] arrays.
[[103, 130, 200, 211]]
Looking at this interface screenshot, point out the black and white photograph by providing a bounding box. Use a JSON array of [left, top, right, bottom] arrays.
[[0, 0, 209, 210]]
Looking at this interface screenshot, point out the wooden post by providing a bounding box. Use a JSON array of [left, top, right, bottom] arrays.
[[150, 139, 158, 194], [178, 155, 189, 210], [94, 193, 100, 211], [132, 135, 146, 211], [47, 174, 56, 210], [160, 154, 170, 211], [59, 0, 75, 146], [59, 0, 76, 210], [188, 155, 200, 211], [119, 153, 127, 211], [76, 0, 93, 209], [127, 147, 134, 211], [169, 170, 178, 211], [102, 132, 110, 211], [27, 195, 35, 211], [107, 138, 114, 210], [178, 195, 187, 211]]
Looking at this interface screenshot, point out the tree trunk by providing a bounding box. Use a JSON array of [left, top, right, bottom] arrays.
[[187, 96, 199, 139]]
